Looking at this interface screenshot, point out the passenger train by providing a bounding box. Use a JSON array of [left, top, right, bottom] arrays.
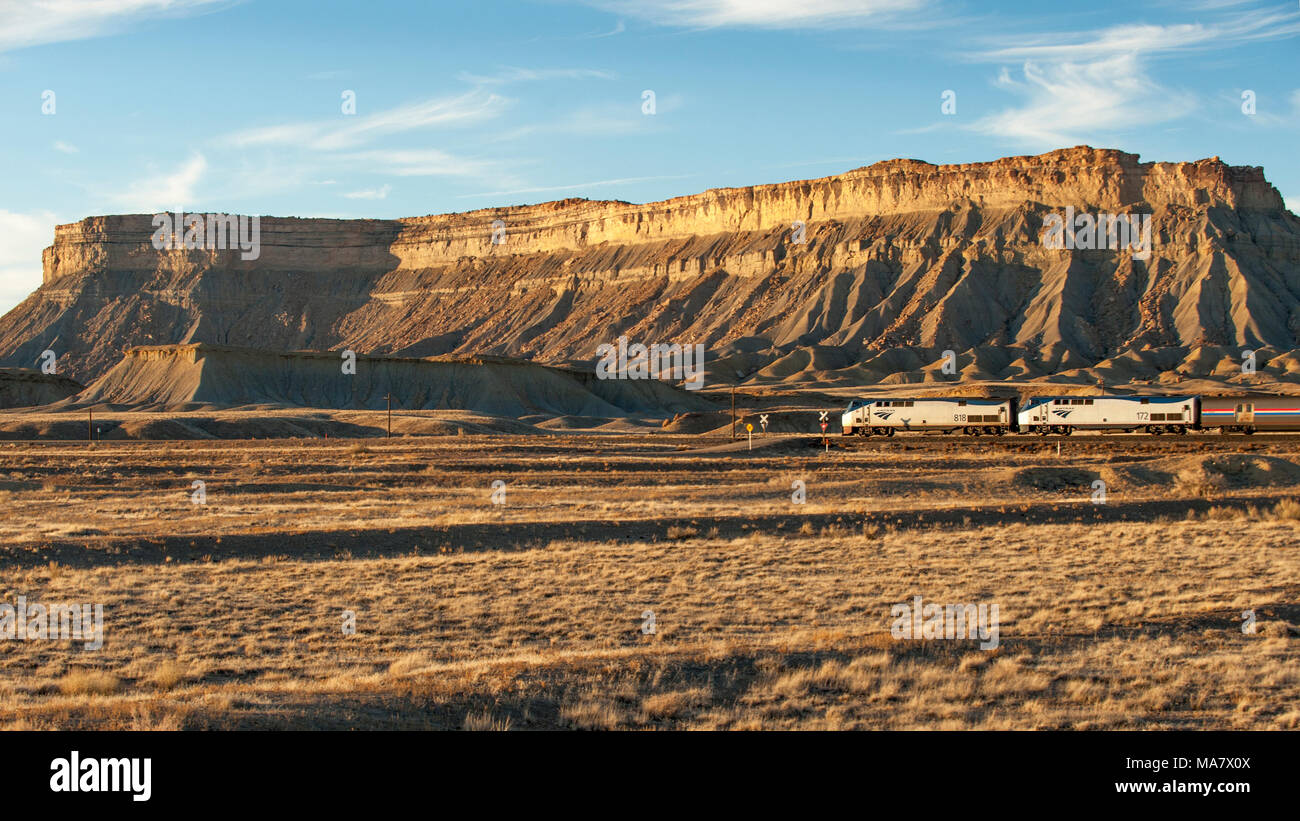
[[841, 393, 1300, 436]]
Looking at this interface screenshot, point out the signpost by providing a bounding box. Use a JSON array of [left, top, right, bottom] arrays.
[[746, 422, 753, 451], [759, 414, 769, 435], [819, 411, 829, 453]]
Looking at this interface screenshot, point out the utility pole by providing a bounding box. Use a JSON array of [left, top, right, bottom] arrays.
[[88, 408, 93, 445], [384, 393, 392, 438]]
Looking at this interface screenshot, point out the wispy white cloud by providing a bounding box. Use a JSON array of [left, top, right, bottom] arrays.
[[978, 12, 1300, 62], [576, 0, 931, 29], [966, 10, 1300, 147], [343, 184, 392, 200], [490, 95, 682, 143], [0, 0, 237, 53], [970, 55, 1196, 146], [225, 90, 507, 151], [455, 66, 616, 85], [586, 20, 626, 37], [109, 152, 207, 212], [343, 149, 509, 180], [0, 209, 62, 315], [52, 141, 78, 154]]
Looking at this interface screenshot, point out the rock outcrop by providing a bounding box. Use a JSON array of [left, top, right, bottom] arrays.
[[3, 146, 1297, 388]]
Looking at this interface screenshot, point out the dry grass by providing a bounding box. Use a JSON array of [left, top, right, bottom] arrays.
[[0, 433, 1296, 730], [149, 661, 190, 691], [57, 671, 121, 696], [462, 710, 512, 731]]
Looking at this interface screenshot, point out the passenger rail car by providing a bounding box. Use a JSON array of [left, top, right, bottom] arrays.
[[1200, 394, 1300, 434], [842, 397, 1016, 436], [1018, 395, 1197, 435]]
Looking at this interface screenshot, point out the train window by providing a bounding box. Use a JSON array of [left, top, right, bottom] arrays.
[[906, 401, 914, 407], [1086, 399, 1094, 405]]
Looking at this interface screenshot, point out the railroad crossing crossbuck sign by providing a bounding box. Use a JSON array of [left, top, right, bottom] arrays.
[[818, 410, 828, 432], [759, 414, 768, 433]]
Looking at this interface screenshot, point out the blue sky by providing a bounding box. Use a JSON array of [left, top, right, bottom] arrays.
[[1, 0, 1298, 313]]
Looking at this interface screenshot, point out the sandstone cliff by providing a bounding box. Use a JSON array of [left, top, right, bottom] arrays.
[[3, 146, 1297, 388]]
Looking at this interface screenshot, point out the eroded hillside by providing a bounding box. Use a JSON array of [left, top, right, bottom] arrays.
[[3, 146, 1297, 388]]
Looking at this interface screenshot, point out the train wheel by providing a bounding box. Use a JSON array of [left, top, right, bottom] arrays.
[[983, 426, 998, 436], [1173, 425, 1187, 435], [1147, 425, 1162, 435], [1244, 425, 1256, 436], [1037, 425, 1050, 436], [1062, 426, 1073, 436]]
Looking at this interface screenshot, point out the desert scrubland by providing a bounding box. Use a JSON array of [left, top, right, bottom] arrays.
[[1, 428, 1295, 730]]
